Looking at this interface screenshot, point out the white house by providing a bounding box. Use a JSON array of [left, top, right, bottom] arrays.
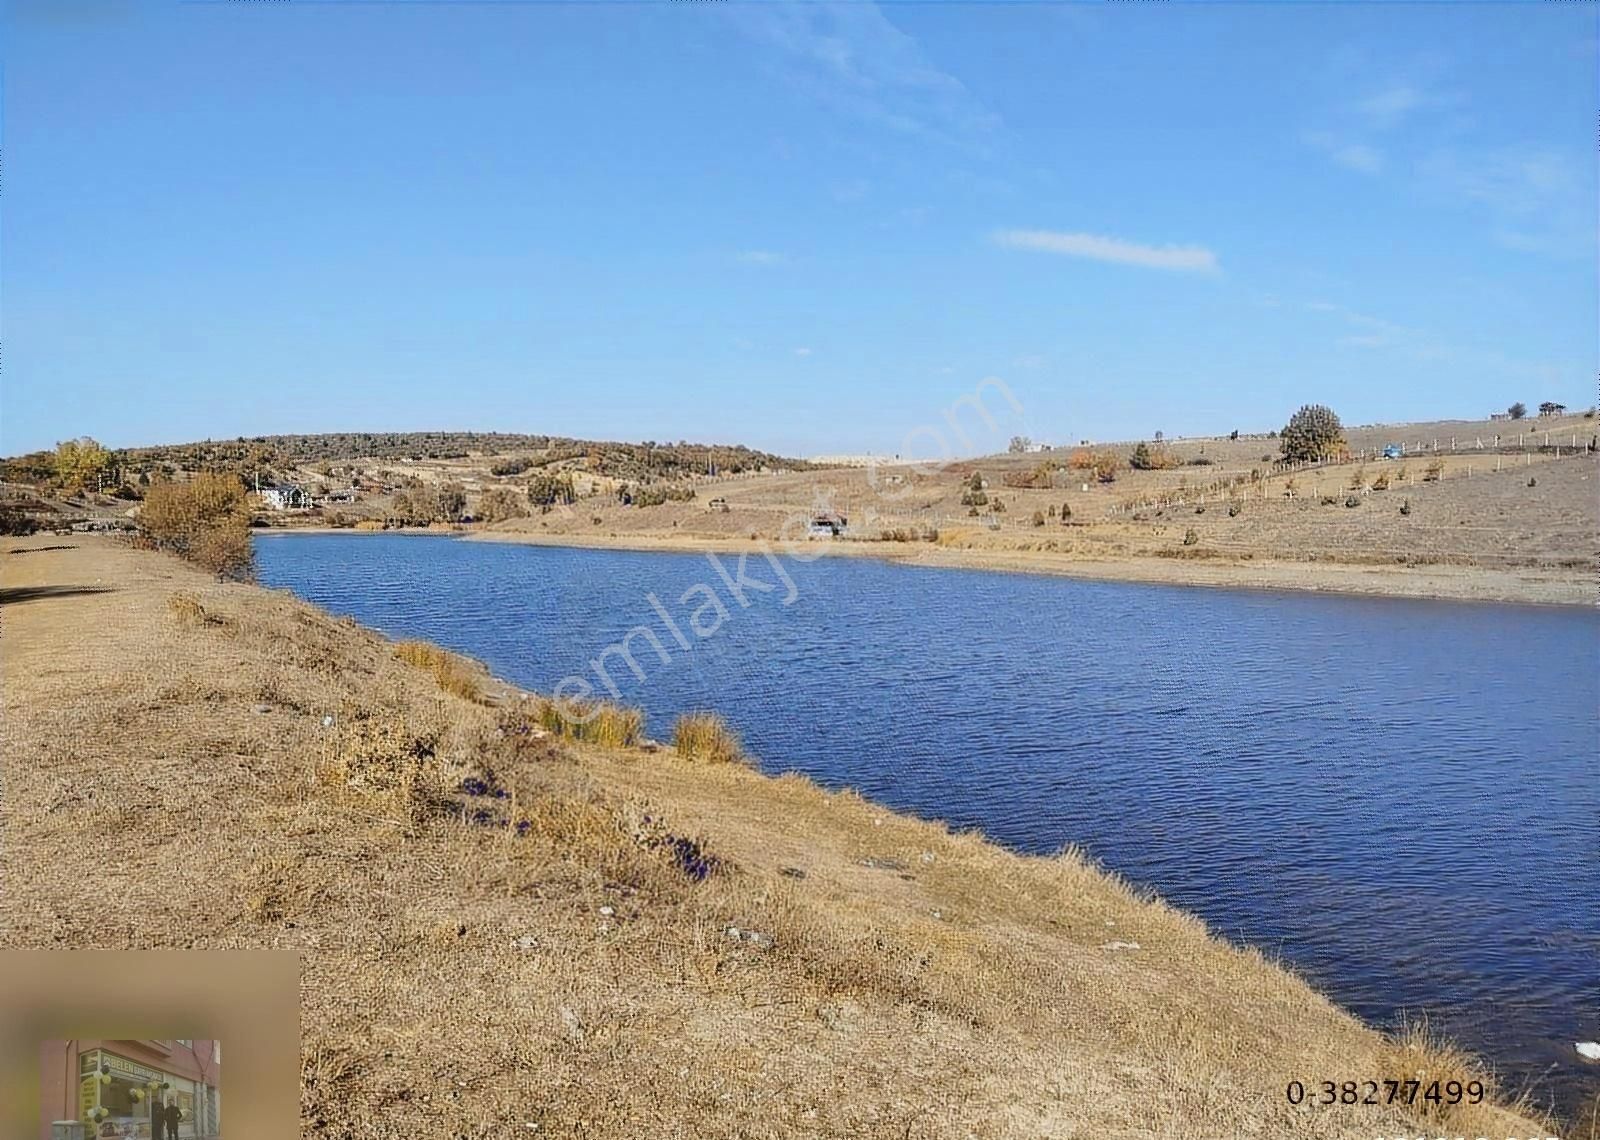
[[261, 485, 310, 510]]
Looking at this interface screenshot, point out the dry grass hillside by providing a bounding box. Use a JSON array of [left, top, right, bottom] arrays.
[[0, 537, 1560, 1138]]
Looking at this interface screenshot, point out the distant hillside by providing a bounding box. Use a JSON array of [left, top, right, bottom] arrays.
[[5, 431, 817, 483]]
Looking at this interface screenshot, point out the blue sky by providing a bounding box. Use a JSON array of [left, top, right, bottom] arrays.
[[3, 1, 1595, 459]]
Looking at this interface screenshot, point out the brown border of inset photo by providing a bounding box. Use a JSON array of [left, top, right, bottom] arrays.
[[0, 951, 298, 1140]]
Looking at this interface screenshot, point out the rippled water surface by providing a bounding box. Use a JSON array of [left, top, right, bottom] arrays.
[[258, 533, 1599, 1113]]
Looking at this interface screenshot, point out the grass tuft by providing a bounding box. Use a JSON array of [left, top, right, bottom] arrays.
[[531, 695, 644, 748], [672, 712, 747, 765], [394, 639, 485, 702]]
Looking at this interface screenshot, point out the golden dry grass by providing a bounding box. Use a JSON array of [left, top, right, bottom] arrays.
[[672, 712, 747, 765], [0, 535, 1567, 1139], [394, 638, 486, 702], [530, 694, 643, 748]]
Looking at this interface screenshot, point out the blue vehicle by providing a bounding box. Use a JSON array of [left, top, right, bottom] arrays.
[[1382, 444, 1403, 459]]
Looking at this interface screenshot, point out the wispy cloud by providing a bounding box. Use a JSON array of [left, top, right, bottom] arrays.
[[1333, 144, 1382, 173], [1420, 146, 1593, 259], [735, 250, 787, 266], [727, 4, 999, 145], [1305, 132, 1383, 174], [1355, 85, 1426, 129], [793, 347, 813, 357], [993, 229, 1219, 273]]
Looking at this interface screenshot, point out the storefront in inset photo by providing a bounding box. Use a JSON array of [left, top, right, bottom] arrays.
[[40, 1041, 220, 1140]]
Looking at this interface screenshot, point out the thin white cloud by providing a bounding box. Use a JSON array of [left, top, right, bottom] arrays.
[[1420, 146, 1594, 259], [736, 250, 787, 265], [1356, 86, 1424, 128], [993, 229, 1218, 273], [1304, 131, 1383, 175], [1331, 143, 1383, 173], [793, 347, 813, 357], [727, 4, 999, 145]]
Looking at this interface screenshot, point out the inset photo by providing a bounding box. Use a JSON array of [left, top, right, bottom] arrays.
[[39, 1041, 220, 1140]]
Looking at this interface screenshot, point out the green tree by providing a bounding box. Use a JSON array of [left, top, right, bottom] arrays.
[[1129, 442, 1154, 470], [1278, 404, 1345, 463]]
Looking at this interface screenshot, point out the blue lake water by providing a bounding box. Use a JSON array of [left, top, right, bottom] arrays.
[[257, 532, 1600, 1115]]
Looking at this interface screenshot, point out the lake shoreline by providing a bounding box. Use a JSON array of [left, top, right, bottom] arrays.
[[2, 533, 1561, 1136], [254, 524, 1595, 608]]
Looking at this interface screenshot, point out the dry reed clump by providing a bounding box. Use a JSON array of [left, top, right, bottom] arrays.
[[394, 639, 485, 702], [672, 712, 746, 765], [531, 695, 643, 748], [1376, 1021, 1548, 1136]]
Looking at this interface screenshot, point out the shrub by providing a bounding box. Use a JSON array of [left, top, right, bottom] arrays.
[[1279, 404, 1345, 462], [673, 712, 745, 765], [0, 505, 39, 536], [1527, 476, 1537, 488], [1344, 495, 1361, 508], [191, 521, 255, 579], [1348, 467, 1367, 491], [1066, 448, 1095, 471], [1182, 528, 1198, 546], [394, 640, 484, 702], [1060, 502, 1072, 520], [315, 705, 443, 823], [1370, 472, 1389, 491], [354, 519, 386, 531], [1423, 459, 1444, 482], [1093, 452, 1120, 484], [991, 497, 1006, 513], [1321, 495, 1339, 506], [1129, 442, 1180, 470], [490, 457, 533, 476], [476, 487, 528, 523], [1187, 456, 1213, 466], [1399, 499, 1411, 516], [1031, 510, 1045, 527], [1227, 502, 1241, 517], [139, 473, 255, 580]]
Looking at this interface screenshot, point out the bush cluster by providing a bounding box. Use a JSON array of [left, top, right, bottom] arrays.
[[138, 473, 255, 580]]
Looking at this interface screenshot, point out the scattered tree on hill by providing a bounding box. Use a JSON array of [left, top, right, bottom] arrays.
[[1278, 404, 1345, 463], [53, 437, 113, 493], [476, 487, 527, 523], [138, 472, 254, 580], [1008, 436, 1032, 454], [1093, 452, 1121, 484], [1538, 401, 1567, 417], [527, 473, 577, 509], [1507, 402, 1527, 420], [437, 481, 467, 521]]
